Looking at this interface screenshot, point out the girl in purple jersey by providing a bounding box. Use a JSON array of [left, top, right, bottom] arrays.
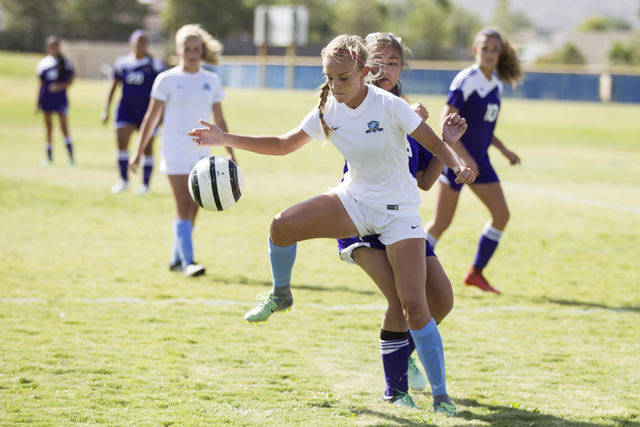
[[336, 33, 466, 412], [102, 30, 166, 195], [425, 29, 524, 294], [35, 36, 75, 166], [189, 34, 474, 417]]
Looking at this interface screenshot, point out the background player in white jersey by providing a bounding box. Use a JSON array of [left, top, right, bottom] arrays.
[[129, 24, 235, 277], [335, 32, 465, 411], [102, 30, 166, 195], [35, 36, 75, 166], [189, 35, 474, 416], [425, 29, 524, 294]]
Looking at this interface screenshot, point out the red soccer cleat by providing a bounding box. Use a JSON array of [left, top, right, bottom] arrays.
[[463, 268, 501, 294]]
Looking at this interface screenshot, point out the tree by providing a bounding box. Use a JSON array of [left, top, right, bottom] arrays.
[[332, 0, 387, 39], [162, 0, 254, 39], [0, 0, 62, 51], [64, 0, 149, 41], [607, 35, 640, 65], [576, 15, 631, 32], [535, 43, 586, 65]]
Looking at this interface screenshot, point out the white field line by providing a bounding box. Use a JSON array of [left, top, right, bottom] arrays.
[[503, 182, 640, 215], [0, 298, 634, 315]]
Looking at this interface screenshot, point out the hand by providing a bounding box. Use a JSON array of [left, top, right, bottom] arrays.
[[187, 119, 224, 147], [453, 166, 476, 184], [100, 110, 109, 125], [502, 148, 521, 165], [441, 113, 467, 146], [129, 154, 141, 174], [410, 103, 429, 121], [461, 154, 479, 176]]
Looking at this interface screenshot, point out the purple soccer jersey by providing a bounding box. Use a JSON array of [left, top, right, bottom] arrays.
[[446, 64, 502, 162], [36, 55, 74, 113], [113, 54, 166, 127]]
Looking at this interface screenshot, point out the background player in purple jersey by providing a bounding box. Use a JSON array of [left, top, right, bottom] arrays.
[[35, 36, 75, 166], [102, 30, 166, 195], [336, 33, 466, 413], [425, 29, 524, 294], [130, 24, 235, 277], [189, 34, 474, 417]]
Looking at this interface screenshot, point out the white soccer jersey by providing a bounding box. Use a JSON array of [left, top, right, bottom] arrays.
[[151, 66, 226, 156], [301, 84, 423, 210]]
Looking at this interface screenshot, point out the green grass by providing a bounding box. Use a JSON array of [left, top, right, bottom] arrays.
[[1, 50, 640, 426]]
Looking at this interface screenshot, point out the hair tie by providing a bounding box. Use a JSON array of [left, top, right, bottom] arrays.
[[477, 29, 503, 44], [333, 50, 365, 66]]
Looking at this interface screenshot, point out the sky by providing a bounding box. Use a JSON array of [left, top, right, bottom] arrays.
[[450, 0, 640, 31]]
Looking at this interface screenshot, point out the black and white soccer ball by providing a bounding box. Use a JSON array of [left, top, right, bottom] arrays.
[[188, 156, 244, 211]]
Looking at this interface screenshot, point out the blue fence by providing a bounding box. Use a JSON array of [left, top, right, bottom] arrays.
[[214, 63, 640, 103]]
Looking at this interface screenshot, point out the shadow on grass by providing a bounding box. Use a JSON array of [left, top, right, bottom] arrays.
[[544, 298, 640, 314], [353, 397, 640, 427], [219, 275, 378, 296]]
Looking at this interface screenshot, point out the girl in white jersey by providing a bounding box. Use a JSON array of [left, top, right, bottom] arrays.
[[336, 32, 467, 412], [130, 24, 236, 277], [189, 35, 474, 415]]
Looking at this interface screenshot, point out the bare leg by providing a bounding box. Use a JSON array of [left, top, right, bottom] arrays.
[[424, 181, 461, 240], [269, 192, 359, 246]]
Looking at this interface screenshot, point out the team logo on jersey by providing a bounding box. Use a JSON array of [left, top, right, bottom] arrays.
[[203, 83, 211, 91], [365, 121, 383, 134]]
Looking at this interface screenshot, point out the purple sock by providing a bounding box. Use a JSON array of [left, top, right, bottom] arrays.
[[117, 151, 129, 182], [65, 137, 73, 160], [45, 143, 52, 161], [380, 330, 410, 396], [142, 155, 154, 186], [473, 223, 502, 269]]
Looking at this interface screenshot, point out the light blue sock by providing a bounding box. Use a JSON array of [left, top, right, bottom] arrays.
[[173, 220, 193, 268], [410, 318, 448, 397], [268, 239, 296, 288]]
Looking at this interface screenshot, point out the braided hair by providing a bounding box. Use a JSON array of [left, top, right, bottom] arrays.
[[45, 36, 69, 82]]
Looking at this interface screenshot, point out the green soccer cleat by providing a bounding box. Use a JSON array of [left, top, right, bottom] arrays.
[[244, 290, 293, 324], [434, 401, 457, 417], [407, 356, 427, 391], [381, 391, 419, 409]]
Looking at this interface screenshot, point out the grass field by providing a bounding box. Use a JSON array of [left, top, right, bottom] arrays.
[[1, 50, 639, 426]]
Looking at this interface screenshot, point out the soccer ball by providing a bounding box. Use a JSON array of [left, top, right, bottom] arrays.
[[188, 156, 244, 211]]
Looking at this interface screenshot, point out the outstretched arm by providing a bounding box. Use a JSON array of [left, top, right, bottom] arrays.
[[210, 102, 237, 163], [188, 120, 313, 156]]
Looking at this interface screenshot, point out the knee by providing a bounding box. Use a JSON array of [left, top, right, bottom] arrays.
[[269, 211, 293, 242], [402, 300, 428, 324], [493, 208, 510, 230]]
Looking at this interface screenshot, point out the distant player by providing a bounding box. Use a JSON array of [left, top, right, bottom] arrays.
[[425, 29, 525, 294], [129, 24, 235, 277], [35, 36, 75, 166], [189, 34, 474, 417], [102, 30, 166, 195], [336, 33, 464, 414]]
